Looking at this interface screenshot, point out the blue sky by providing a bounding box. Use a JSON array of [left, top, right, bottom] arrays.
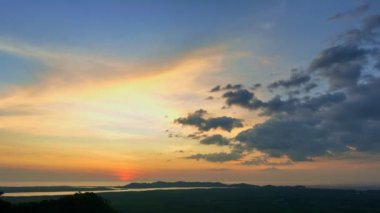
[[0, 0, 375, 85]]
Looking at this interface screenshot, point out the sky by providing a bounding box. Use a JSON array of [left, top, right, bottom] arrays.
[[1, 0, 380, 186]]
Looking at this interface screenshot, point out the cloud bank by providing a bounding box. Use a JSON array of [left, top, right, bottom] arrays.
[[175, 13, 380, 165]]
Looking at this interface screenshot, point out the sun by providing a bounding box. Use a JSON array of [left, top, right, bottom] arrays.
[[114, 170, 137, 181]]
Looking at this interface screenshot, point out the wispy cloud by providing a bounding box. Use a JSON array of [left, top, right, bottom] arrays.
[[327, 2, 370, 21], [0, 39, 231, 140]]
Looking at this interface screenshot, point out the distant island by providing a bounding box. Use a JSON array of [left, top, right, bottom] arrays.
[[121, 181, 306, 189], [122, 181, 252, 188], [0, 181, 307, 195]]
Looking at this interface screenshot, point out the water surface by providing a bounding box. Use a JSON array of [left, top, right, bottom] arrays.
[[3, 187, 215, 197]]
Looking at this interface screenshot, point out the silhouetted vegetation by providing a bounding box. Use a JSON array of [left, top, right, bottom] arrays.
[[0, 186, 111, 193], [103, 187, 380, 213], [2, 186, 380, 212], [0, 192, 12, 212], [0, 192, 117, 213]]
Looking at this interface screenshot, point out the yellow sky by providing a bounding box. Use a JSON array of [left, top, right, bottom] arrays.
[[0, 41, 258, 181]]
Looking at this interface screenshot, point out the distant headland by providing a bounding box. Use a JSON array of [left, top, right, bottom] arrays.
[[122, 181, 306, 189]]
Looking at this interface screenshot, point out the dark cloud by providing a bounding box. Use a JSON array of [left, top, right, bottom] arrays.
[[210, 85, 221, 92], [222, 89, 259, 109], [260, 167, 281, 172], [312, 14, 380, 89], [250, 83, 262, 90], [376, 57, 380, 71], [256, 96, 299, 115], [200, 134, 230, 146], [235, 76, 380, 161], [205, 96, 214, 100], [310, 45, 368, 70], [209, 84, 243, 92], [204, 168, 232, 171], [268, 72, 310, 90], [175, 109, 206, 127], [168, 133, 181, 138], [186, 149, 243, 162], [326, 78, 380, 121], [301, 92, 346, 112], [327, 2, 370, 21], [309, 45, 372, 89], [175, 109, 243, 132], [304, 82, 318, 92], [339, 14, 380, 45], [222, 88, 345, 116], [223, 84, 243, 90], [287, 90, 301, 97], [177, 13, 380, 164], [204, 116, 244, 132], [236, 117, 331, 161], [241, 156, 292, 166], [363, 13, 380, 32], [187, 133, 206, 140]]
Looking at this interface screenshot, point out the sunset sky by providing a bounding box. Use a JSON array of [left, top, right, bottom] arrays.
[[1, 0, 380, 186]]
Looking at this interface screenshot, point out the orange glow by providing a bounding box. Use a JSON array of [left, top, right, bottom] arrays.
[[114, 170, 137, 181]]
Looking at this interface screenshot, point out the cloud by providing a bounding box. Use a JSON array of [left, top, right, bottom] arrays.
[[338, 14, 380, 45], [186, 149, 243, 162], [222, 89, 260, 109], [236, 117, 331, 161], [200, 134, 231, 146], [175, 109, 243, 132], [230, 13, 380, 160], [210, 85, 221, 92], [175, 109, 207, 128], [205, 117, 244, 132], [204, 168, 232, 171], [177, 13, 380, 164], [241, 155, 293, 166], [250, 83, 262, 90], [205, 96, 214, 100], [309, 45, 373, 89], [268, 71, 310, 90], [223, 84, 243, 90], [209, 84, 243, 92], [235, 78, 380, 161], [0, 38, 228, 97], [327, 2, 370, 21], [309, 45, 368, 70], [0, 38, 230, 139], [187, 133, 207, 140], [222, 88, 346, 116], [363, 13, 380, 31], [304, 82, 318, 92], [260, 167, 281, 172], [231, 37, 379, 160]]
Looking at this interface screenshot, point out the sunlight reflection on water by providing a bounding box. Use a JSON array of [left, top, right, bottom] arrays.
[[3, 187, 216, 197]]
